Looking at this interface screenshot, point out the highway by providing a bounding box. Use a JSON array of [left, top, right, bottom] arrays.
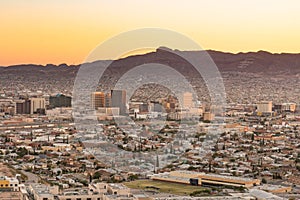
[[0, 122, 75, 131]]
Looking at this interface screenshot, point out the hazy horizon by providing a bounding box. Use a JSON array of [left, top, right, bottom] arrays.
[[1, 0, 300, 66], [1, 48, 300, 67]]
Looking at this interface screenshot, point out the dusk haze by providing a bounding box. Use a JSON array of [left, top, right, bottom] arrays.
[[1, 0, 300, 65], [0, 1, 299, 200]]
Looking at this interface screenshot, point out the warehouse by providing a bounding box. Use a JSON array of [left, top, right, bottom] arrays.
[[151, 171, 261, 188]]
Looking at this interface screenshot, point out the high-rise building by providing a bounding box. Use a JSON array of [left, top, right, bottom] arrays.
[[91, 92, 105, 109], [111, 90, 126, 115], [105, 93, 112, 107], [182, 92, 194, 108], [257, 101, 272, 113], [15, 99, 31, 114], [49, 94, 71, 109], [29, 97, 45, 114]]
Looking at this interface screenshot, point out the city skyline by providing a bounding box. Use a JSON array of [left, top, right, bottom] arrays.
[[1, 1, 300, 199]]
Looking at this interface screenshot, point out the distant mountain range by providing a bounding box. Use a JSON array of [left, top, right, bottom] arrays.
[[1, 48, 300, 75], [1, 48, 299, 104]]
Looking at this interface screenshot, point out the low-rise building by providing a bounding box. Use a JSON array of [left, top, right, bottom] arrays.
[[28, 184, 57, 200], [0, 175, 20, 192], [151, 171, 261, 188]]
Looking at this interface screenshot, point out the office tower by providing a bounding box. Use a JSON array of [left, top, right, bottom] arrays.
[[257, 101, 272, 113], [105, 93, 112, 107], [30, 97, 46, 114], [183, 92, 194, 108], [49, 94, 72, 109], [15, 99, 31, 114], [91, 92, 105, 109], [111, 90, 126, 115]]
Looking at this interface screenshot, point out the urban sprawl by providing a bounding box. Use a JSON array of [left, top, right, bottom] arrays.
[[0, 79, 300, 200]]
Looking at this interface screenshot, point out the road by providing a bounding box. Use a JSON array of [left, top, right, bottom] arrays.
[[21, 170, 40, 183]]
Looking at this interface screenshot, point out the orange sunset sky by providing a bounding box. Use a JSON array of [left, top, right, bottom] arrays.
[[1, 0, 300, 66]]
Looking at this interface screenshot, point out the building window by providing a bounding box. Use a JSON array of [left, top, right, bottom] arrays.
[[5, 184, 8, 187], [76, 198, 81, 200], [66, 199, 71, 200], [87, 198, 92, 200], [43, 198, 48, 200], [15, 184, 18, 186]]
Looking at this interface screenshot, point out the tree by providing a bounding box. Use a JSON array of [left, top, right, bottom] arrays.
[[128, 174, 138, 181], [81, 164, 86, 171], [93, 171, 101, 179], [156, 155, 159, 168], [190, 189, 211, 196], [233, 132, 238, 141], [262, 178, 267, 184], [16, 147, 28, 158]]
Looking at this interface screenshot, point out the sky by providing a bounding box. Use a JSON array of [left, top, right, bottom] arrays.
[[0, 0, 300, 66]]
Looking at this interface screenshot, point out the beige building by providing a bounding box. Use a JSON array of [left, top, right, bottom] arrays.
[[28, 184, 57, 200], [257, 101, 272, 113], [203, 112, 215, 121], [182, 92, 194, 109], [30, 98, 45, 114], [59, 183, 132, 200], [151, 171, 261, 188], [97, 107, 120, 116], [282, 103, 296, 112], [0, 191, 25, 200], [58, 192, 102, 200]]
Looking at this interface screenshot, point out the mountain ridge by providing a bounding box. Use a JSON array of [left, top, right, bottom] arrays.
[[2, 49, 300, 68], [1, 48, 299, 104]]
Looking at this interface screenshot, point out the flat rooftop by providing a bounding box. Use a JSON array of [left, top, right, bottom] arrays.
[[200, 173, 258, 183], [152, 171, 260, 185], [108, 183, 128, 190], [0, 191, 23, 200]]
